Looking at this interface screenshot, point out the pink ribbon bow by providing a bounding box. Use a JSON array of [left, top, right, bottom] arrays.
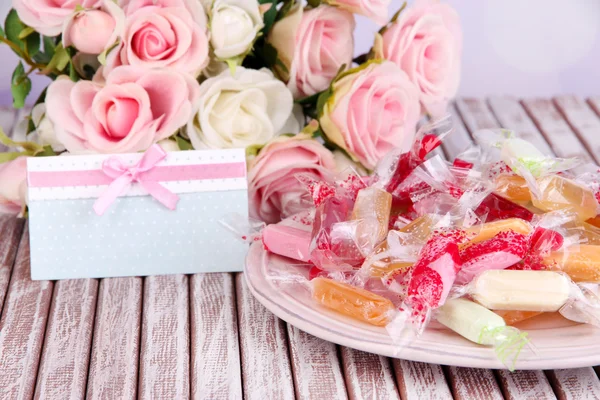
[[93, 145, 180, 216]]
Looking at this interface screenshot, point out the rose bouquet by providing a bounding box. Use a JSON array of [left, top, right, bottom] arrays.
[[0, 0, 462, 221]]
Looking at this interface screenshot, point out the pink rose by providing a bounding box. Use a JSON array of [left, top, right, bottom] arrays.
[[63, 1, 124, 54], [45, 66, 200, 154], [13, 0, 101, 37], [0, 157, 27, 216], [248, 135, 337, 224], [326, 0, 389, 25], [319, 61, 419, 170], [381, 0, 462, 117], [105, 1, 209, 77], [269, 5, 354, 99]]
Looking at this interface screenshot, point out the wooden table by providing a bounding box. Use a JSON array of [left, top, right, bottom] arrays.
[[1, 97, 600, 400]]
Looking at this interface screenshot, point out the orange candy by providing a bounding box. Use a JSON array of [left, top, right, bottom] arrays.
[[532, 175, 599, 221], [495, 175, 531, 202], [312, 277, 395, 326], [495, 310, 543, 325], [543, 245, 600, 282], [464, 218, 532, 247]]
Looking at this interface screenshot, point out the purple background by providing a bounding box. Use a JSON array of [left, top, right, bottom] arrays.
[[0, 0, 599, 106]]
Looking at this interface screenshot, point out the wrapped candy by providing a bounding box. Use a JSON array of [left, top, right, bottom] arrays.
[[352, 187, 392, 245], [262, 224, 312, 262], [494, 174, 531, 202], [311, 277, 396, 326], [543, 245, 600, 282], [400, 231, 463, 330], [531, 175, 599, 221], [464, 270, 600, 327], [495, 310, 544, 326], [436, 298, 529, 369], [375, 116, 454, 207], [457, 230, 530, 285]]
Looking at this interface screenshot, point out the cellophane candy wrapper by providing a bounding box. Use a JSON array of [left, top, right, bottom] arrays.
[[235, 115, 600, 370]]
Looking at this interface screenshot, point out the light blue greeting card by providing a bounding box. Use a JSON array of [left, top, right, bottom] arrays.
[[26, 146, 248, 280]]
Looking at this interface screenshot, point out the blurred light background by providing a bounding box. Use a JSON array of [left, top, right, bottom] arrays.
[[0, 0, 599, 106]]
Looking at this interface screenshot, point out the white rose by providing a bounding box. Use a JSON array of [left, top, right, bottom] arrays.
[[13, 104, 64, 152], [157, 139, 181, 152], [210, 0, 264, 60], [187, 67, 298, 149]]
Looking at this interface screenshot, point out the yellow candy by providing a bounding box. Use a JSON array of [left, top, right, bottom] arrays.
[[532, 175, 599, 221], [495, 175, 531, 202], [312, 277, 395, 326], [543, 245, 600, 282]]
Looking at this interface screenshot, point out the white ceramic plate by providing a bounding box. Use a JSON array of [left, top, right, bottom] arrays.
[[245, 241, 600, 370]]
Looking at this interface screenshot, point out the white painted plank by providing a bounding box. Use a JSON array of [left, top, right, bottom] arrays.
[[0, 216, 24, 318], [34, 279, 98, 400], [340, 347, 400, 400], [87, 277, 142, 400], [521, 98, 594, 164], [488, 96, 554, 154], [139, 275, 190, 399], [190, 273, 243, 400], [0, 225, 54, 399], [236, 273, 295, 400], [392, 360, 453, 400], [553, 95, 600, 164], [443, 103, 474, 159], [496, 370, 557, 400], [445, 367, 504, 400], [546, 368, 600, 400], [287, 325, 348, 400], [456, 97, 501, 133]]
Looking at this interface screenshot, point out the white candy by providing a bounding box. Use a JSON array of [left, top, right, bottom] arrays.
[[437, 298, 506, 345], [472, 270, 570, 312]]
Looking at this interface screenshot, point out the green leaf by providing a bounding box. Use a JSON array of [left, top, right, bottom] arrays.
[[261, 42, 277, 67], [25, 31, 40, 57], [277, 0, 295, 21], [18, 26, 35, 39], [261, 1, 277, 37], [307, 0, 321, 7], [40, 42, 70, 75], [11, 62, 31, 109], [43, 35, 56, 58], [36, 145, 56, 157], [0, 125, 42, 153], [69, 61, 79, 82], [176, 136, 193, 151], [296, 91, 321, 105], [98, 40, 119, 65], [5, 9, 23, 46], [0, 24, 4, 38], [0, 152, 25, 163]]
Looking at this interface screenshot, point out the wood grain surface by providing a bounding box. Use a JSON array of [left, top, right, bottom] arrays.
[[34, 279, 98, 399], [236, 273, 295, 400], [190, 273, 243, 400], [0, 225, 54, 399], [0, 215, 24, 318], [139, 275, 190, 399], [392, 360, 453, 400], [340, 347, 400, 400], [86, 277, 142, 400], [287, 325, 348, 400]]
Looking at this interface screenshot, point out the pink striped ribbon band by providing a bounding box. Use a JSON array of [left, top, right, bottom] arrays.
[[28, 162, 247, 188]]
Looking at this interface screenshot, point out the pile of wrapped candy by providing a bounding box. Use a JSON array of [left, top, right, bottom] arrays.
[[252, 117, 600, 368]]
